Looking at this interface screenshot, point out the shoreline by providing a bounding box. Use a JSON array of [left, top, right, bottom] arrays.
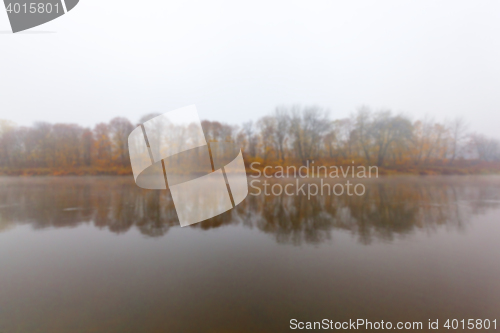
[[2, 163, 500, 177]]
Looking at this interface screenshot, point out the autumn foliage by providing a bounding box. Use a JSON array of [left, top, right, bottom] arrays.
[[1, 105, 500, 176]]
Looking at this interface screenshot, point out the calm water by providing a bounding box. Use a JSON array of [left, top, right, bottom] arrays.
[[0, 176, 499, 332]]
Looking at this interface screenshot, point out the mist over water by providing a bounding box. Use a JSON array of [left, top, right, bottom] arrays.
[[0, 176, 498, 244], [0, 176, 499, 332]]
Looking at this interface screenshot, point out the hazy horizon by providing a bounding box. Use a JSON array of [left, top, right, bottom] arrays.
[[1, 0, 500, 137]]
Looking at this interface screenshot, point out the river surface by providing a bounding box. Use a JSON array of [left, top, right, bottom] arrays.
[[0, 176, 499, 332]]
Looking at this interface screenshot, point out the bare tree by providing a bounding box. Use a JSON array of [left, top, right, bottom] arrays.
[[325, 117, 354, 159], [289, 105, 330, 164], [0, 120, 17, 167], [201, 120, 236, 142], [352, 106, 373, 163], [93, 123, 112, 165], [109, 117, 134, 166], [447, 117, 468, 164], [242, 121, 258, 158], [273, 107, 289, 162], [411, 116, 436, 165], [470, 134, 500, 161], [371, 111, 413, 166], [423, 122, 448, 163], [257, 116, 276, 162], [352, 107, 413, 166]]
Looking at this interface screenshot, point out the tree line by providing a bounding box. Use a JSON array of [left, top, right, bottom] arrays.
[[1, 105, 499, 175]]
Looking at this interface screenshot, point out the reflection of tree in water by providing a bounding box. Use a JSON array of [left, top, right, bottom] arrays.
[[0, 177, 499, 244], [0, 177, 179, 238], [207, 177, 500, 245]]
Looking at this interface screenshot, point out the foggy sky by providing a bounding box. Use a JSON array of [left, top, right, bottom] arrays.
[[1, 0, 499, 137]]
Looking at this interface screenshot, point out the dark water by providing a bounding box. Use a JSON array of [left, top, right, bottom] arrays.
[[0, 176, 499, 332]]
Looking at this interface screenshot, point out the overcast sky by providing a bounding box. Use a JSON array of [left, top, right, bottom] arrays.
[[1, 0, 499, 137]]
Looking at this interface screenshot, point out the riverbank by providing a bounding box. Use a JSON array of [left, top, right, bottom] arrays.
[[2, 160, 500, 176]]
